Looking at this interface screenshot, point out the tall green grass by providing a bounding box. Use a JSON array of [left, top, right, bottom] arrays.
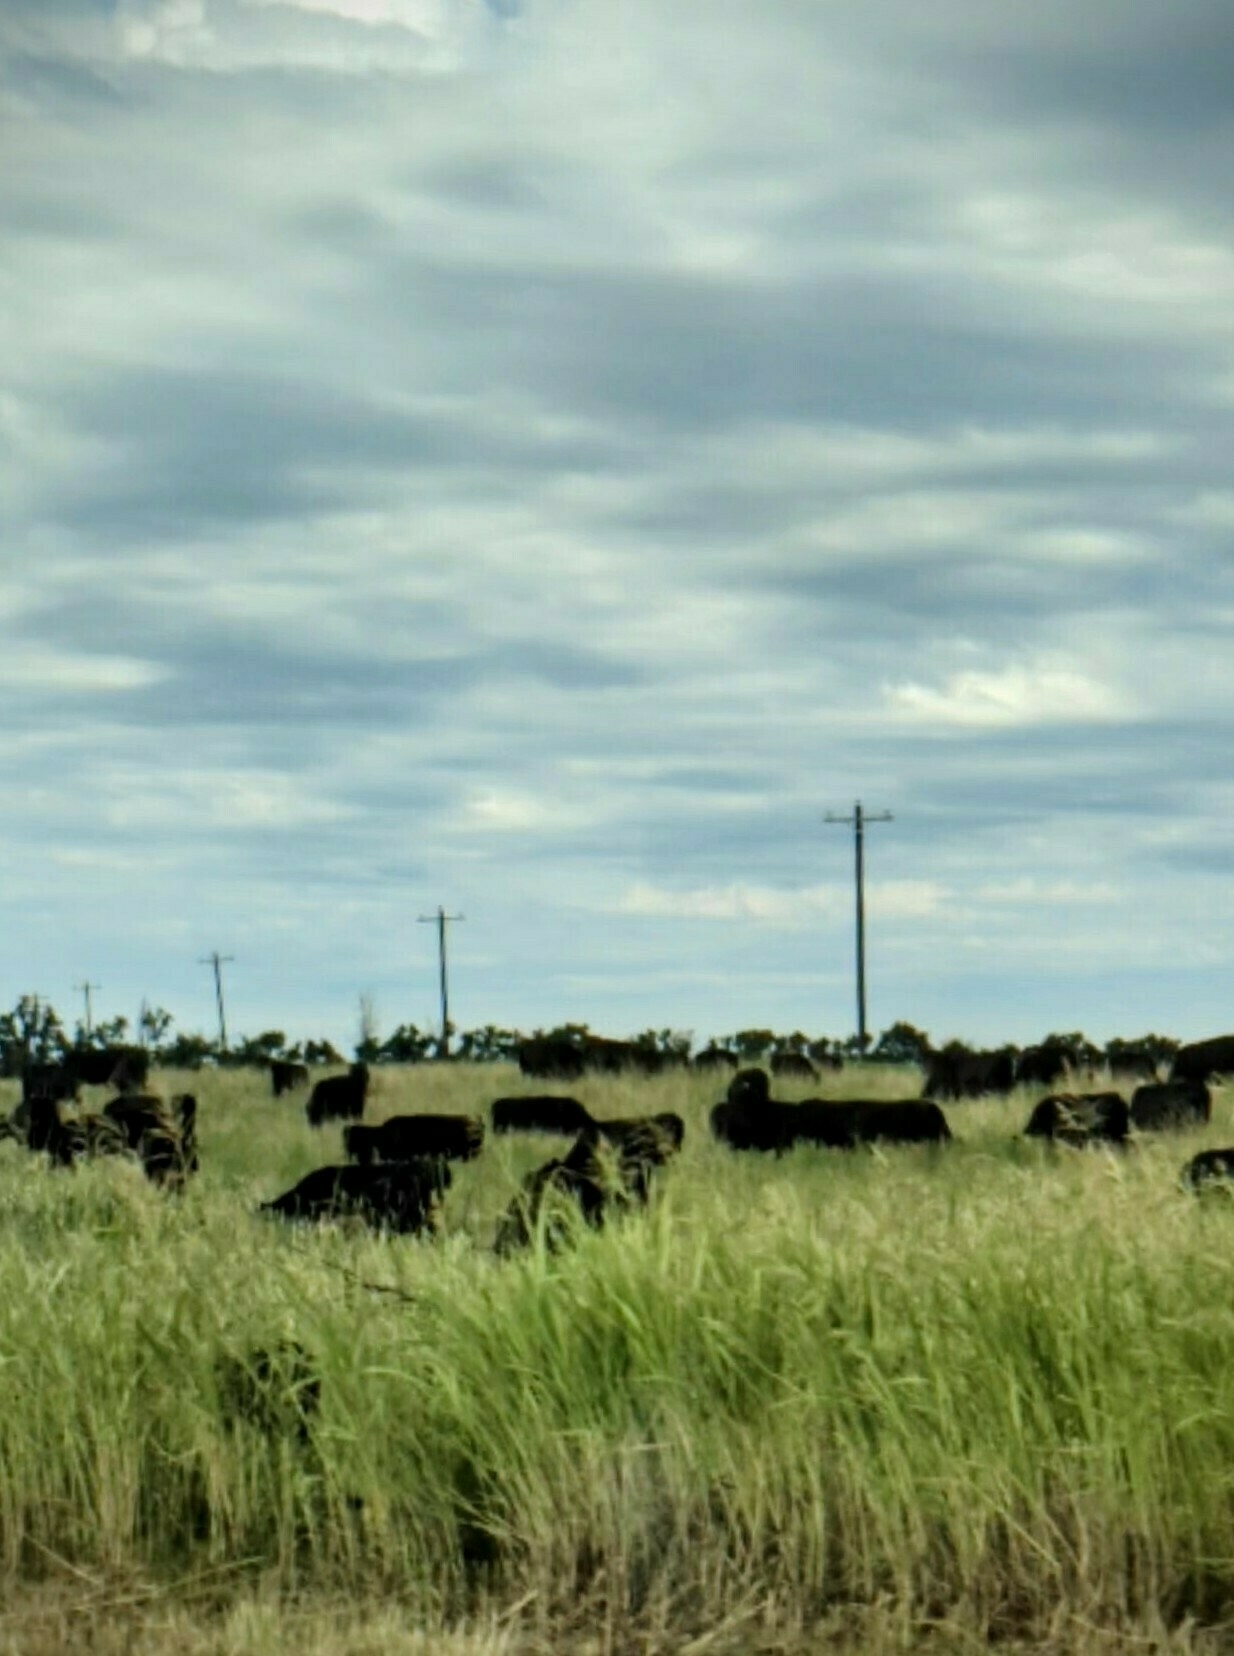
[[1, 1062, 1232, 1649]]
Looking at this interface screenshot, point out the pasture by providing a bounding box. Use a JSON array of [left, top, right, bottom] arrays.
[[2, 1060, 1234, 1654]]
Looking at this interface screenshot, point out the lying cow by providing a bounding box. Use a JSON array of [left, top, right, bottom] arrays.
[[259, 1158, 449, 1234], [1023, 1092, 1129, 1148], [712, 1069, 951, 1154]]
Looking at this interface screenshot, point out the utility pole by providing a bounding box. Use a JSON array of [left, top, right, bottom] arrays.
[[825, 801, 893, 1052], [74, 980, 101, 1038], [417, 906, 463, 1057], [198, 951, 234, 1053]]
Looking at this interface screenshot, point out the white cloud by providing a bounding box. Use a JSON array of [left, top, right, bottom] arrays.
[[249, 0, 443, 29], [101, 769, 354, 832], [617, 880, 947, 926], [975, 877, 1120, 905], [883, 658, 1131, 728], [6, 651, 167, 694]]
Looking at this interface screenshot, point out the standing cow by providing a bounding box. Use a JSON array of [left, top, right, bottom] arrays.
[[306, 1063, 370, 1128]]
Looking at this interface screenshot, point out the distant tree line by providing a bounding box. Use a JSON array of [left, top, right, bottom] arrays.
[[0, 994, 1181, 1078]]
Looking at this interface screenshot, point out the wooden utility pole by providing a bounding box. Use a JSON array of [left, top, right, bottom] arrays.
[[74, 980, 101, 1037], [417, 907, 463, 1056], [198, 951, 234, 1053], [825, 802, 893, 1051]]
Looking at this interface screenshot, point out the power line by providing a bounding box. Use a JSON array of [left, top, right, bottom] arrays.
[[417, 907, 464, 1057], [73, 980, 101, 1037], [825, 801, 893, 1051], [198, 951, 235, 1052]]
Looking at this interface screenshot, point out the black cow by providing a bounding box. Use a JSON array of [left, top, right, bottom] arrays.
[[1181, 1147, 1234, 1192], [1023, 1092, 1129, 1148], [591, 1111, 685, 1155], [1171, 1036, 1234, 1085], [23, 1093, 128, 1167], [1108, 1050, 1160, 1083], [714, 1070, 952, 1153], [586, 1113, 685, 1199], [693, 1045, 739, 1071], [490, 1094, 595, 1135], [770, 1052, 818, 1081], [103, 1092, 199, 1187], [494, 1122, 670, 1254], [786, 1099, 862, 1149], [850, 1099, 952, 1146], [1015, 1043, 1073, 1089], [344, 1113, 484, 1166], [517, 1038, 586, 1081], [260, 1159, 449, 1234], [922, 1047, 1016, 1100], [710, 1068, 796, 1154], [21, 1061, 78, 1105], [1129, 1080, 1211, 1131], [270, 1059, 310, 1098], [67, 1046, 150, 1092], [306, 1063, 370, 1128]]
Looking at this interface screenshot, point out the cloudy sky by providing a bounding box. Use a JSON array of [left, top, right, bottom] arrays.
[[3, 0, 1234, 1055]]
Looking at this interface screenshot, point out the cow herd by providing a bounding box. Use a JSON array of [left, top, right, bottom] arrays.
[[255, 1080, 686, 1246], [7, 1033, 1234, 1243], [2, 1046, 197, 1187]]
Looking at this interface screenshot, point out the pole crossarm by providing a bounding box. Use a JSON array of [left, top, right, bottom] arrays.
[[825, 802, 893, 1051], [198, 951, 235, 1053], [73, 981, 101, 1037], [418, 908, 464, 1057]]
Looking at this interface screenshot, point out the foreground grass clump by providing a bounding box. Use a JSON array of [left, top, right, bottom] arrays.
[[0, 1062, 1233, 1650]]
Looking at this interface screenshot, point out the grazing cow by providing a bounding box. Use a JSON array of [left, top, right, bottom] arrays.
[[1171, 1036, 1234, 1085], [693, 1045, 739, 1072], [1015, 1043, 1073, 1089], [67, 1046, 150, 1092], [922, 1047, 1016, 1101], [849, 1100, 952, 1146], [1023, 1092, 1129, 1148], [1181, 1147, 1234, 1192], [494, 1122, 670, 1255], [586, 1113, 684, 1200], [1130, 1080, 1211, 1132], [21, 1061, 78, 1106], [270, 1059, 311, 1098], [1108, 1050, 1160, 1083], [343, 1113, 484, 1166], [305, 1063, 370, 1128], [260, 1159, 450, 1234], [787, 1099, 862, 1149], [23, 1093, 129, 1167], [591, 1111, 686, 1155], [580, 1036, 670, 1075], [490, 1094, 595, 1135], [770, 1052, 818, 1081], [102, 1092, 198, 1187], [517, 1038, 586, 1082]]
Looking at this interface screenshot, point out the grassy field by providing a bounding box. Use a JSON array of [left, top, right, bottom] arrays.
[[2, 1060, 1234, 1654]]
